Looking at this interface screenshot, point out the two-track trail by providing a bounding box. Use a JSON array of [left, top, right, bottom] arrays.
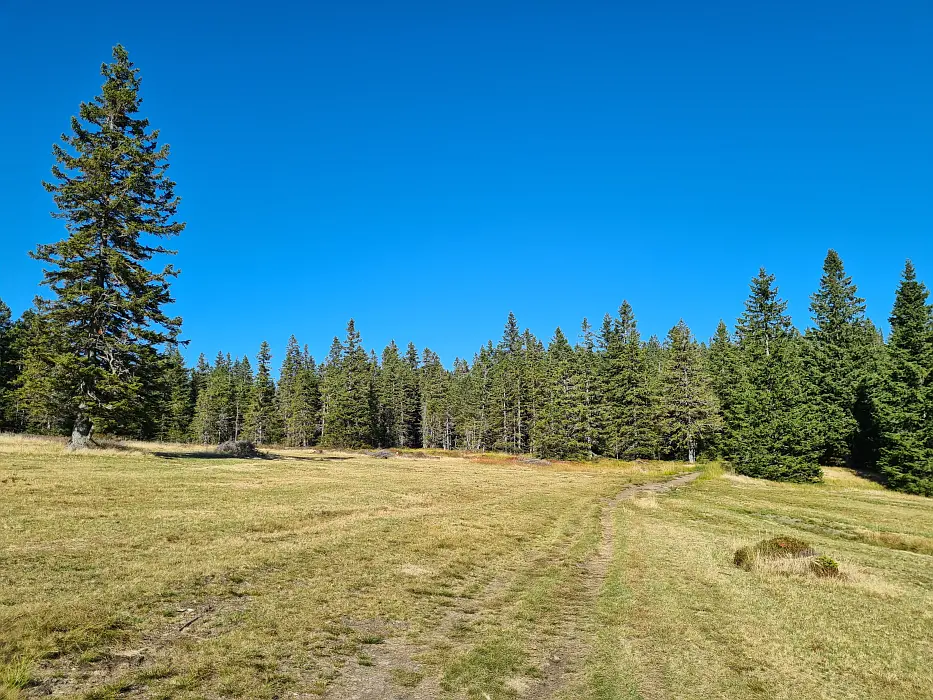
[[323, 470, 702, 700]]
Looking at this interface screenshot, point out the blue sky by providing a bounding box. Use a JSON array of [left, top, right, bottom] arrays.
[[1, 0, 930, 367]]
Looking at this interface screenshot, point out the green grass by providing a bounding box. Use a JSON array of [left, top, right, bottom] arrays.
[[1, 435, 931, 699], [563, 467, 933, 699]]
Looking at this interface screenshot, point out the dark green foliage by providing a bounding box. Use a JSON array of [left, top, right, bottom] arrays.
[[874, 261, 933, 495], [805, 250, 879, 466], [809, 555, 840, 578], [321, 320, 375, 448], [600, 302, 659, 459], [659, 320, 721, 462], [278, 337, 320, 447], [534, 328, 587, 459], [32, 46, 185, 448], [244, 342, 278, 445], [730, 269, 821, 482], [733, 536, 816, 570], [0, 299, 16, 429]]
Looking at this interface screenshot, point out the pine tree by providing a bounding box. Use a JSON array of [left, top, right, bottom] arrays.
[[602, 302, 656, 459], [575, 318, 600, 458], [32, 46, 185, 448], [659, 320, 720, 462], [706, 320, 744, 458], [155, 347, 192, 442], [231, 356, 253, 441], [377, 341, 421, 448], [731, 269, 821, 481], [805, 250, 877, 465], [12, 310, 73, 434], [321, 321, 375, 447], [420, 348, 451, 449], [536, 327, 587, 459], [875, 261, 933, 494], [243, 342, 278, 445], [277, 343, 319, 447], [0, 299, 15, 429]]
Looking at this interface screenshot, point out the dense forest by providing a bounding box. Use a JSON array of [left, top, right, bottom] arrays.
[[0, 47, 931, 495]]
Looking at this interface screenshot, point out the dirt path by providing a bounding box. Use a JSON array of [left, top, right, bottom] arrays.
[[322, 471, 702, 700], [525, 470, 702, 699]]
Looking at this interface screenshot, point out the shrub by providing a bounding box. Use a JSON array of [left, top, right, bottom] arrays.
[[215, 440, 262, 458], [734, 536, 817, 571], [809, 555, 840, 578]]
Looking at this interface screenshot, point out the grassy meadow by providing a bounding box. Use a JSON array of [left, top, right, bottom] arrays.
[[0, 435, 931, 699]]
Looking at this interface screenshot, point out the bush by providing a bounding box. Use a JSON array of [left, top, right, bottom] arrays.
[[809, 555, 840, 578], [734, 536, 817, 570], [215, 440, 262, 458], [733, 453, 822, 483]]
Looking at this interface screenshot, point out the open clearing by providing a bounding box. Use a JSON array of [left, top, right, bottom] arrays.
[[1, 436, 932, 699]]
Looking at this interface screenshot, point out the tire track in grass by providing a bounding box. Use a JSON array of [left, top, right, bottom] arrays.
[[527, 471, 702, 700]]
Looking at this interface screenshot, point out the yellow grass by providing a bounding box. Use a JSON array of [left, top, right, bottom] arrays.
[[1, 435, 931, 699]]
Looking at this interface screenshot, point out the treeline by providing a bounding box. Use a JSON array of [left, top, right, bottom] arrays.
[[2, 47, 931, 495], [2, 251, 931, 493]]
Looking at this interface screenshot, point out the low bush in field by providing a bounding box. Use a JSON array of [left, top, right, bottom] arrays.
[[215, 440, 262, 458], [809, 555, 841, 578], [734, 536, 817, 571]]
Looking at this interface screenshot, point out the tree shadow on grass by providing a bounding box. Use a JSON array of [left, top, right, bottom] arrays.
[[152, 451, 351, 462]]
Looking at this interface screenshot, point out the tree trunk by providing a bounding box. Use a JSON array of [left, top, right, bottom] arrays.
[[69, 411, 93, 450]]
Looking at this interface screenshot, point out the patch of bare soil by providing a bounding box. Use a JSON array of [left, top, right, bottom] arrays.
[[32, 589, 253, 697]]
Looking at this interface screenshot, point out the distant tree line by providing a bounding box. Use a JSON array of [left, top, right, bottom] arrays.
[[0, 46, 930, 495], [3, 250, 933, 494]]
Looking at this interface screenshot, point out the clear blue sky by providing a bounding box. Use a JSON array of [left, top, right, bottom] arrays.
[[1, 0, 930, 367]]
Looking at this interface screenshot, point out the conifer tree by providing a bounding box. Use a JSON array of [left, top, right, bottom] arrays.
[[536, 328, 587, 459], [732, 269, 820, 481], [0, 299, 14, 429], [12, 310, 73, 433], [278, 336, 318, 446], [575, 318, 600, 458], [244, 342, 278, 445], [155, 346, 192, 442], [32, 46, 185, 448], [322, 321, 375, 447], [659, 320, 720, 462], [875, 261, 933, 494], [420, 348, 451, 449], [602, 302, 656, 459], [705, 320, 744, 458], [805, 250, 877, 465]]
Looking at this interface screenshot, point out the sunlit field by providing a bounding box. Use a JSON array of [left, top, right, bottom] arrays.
[[1, 435, 931, 699]]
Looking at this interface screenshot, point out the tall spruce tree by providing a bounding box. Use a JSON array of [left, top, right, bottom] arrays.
[[602, 302, 656, 459], [659, 320, 720, 462], [0, 299, 14, 429], [244, 342, 278, 445], [33, 46, 184, 448], [732, 269, 820, 481], [875, 261, 933, 494], [155, 346, 192, 442], [536, 327, 587, 459], [705, 320, 744, 458], [321, 321, 375, 447], [576, 318, 600, 458], [805, 250, 876, 465]]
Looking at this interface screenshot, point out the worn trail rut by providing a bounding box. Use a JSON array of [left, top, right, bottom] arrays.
[[323, 470, 702, 700]]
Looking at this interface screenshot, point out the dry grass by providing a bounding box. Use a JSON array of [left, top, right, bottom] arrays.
[[2, 434, 931, 699], [563, 464, 933, 700], [0, 434, 683, 699]]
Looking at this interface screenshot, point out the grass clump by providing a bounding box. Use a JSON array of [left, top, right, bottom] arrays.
[[734, 536, 817, 570]]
